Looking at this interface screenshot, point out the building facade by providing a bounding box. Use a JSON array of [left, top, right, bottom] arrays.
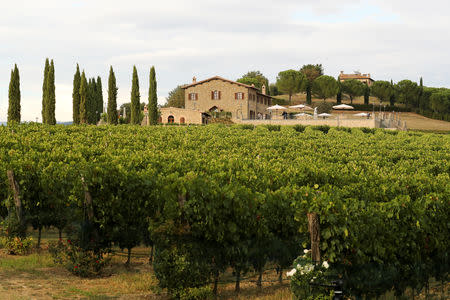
[[339, 71, 374, 86], [183, 76, 272, 120]]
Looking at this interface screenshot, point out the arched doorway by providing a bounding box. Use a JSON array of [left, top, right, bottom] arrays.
[[168, 115, 174, 123], [180, 117, 185, 124]]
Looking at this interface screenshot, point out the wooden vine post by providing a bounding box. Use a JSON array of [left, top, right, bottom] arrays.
[[307, 212, 321, 263], [7, 170, 24, 226]]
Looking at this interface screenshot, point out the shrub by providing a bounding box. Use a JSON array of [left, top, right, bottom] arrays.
[[266, 125, 281, 132], [179, 286, 214, 300], [239, 124, 255, 130], [293, 124, 306, 133], [1, 236, 34, 255], [312, 125, 330, 134], [289, 250, 333, 300], [315, 102, 333, 114], [48, 240, 110, 277]]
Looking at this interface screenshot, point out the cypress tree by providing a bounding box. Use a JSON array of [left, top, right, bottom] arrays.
[[79, 71, 88, 124], [107, 66, 118, 125], [336, 78, 342, 104], [96, 76, 103, 122], [364, 83, 370, 105], [72, 64, 81, 124], [7, 65, 21, 124], [42, 59, 50, 124], [148, 66, 158, 125], [47, 60, 56, 125], [130, 66, 141, 125], [87, 78, 95, 124], [418, 77, 423, 108]]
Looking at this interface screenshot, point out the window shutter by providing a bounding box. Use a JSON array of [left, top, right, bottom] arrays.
[[235, 93, 237, 100], [219, 91, 221, 99], [188, 93, 191, 100], [243, 93, 245, 100], [195, 93, 198, 100], [211, 91, 214, 99]]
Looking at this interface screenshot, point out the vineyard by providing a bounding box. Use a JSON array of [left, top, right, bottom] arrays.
[[0, 124, 449, 299]]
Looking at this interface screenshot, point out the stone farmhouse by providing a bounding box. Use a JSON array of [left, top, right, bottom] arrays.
[[339, 71, 374, 86], [159, 76, 272, 124]]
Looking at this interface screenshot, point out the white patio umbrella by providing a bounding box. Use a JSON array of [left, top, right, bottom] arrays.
[[290, 104, 313, 110], [267, 104, 287, 110], [354, 112, 369, 117], [333, 104, 354, 110], [318, 113, 332, 118], [294, 113, 313, 117]]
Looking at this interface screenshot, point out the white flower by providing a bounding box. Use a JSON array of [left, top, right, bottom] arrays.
[[303, 249, 311, 254], [286, 268, 297, 277], [322, 261, 329, 269]]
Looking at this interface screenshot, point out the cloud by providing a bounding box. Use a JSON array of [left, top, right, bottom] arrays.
[[0, 0, 449, 121]]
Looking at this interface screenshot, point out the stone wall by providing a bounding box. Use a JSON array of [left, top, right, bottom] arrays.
[[159, 107, 203, 124], [238, 118, 377, 128]]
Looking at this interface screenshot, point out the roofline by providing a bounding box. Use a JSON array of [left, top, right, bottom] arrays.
[[182, 76, 260, 91]]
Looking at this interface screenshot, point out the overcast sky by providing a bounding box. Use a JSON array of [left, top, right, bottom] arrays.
[[1, 0, 449, 122]]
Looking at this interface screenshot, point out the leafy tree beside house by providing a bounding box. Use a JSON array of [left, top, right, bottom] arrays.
[[237, 71, 269, 92], [165, 85, 185, 108], [341, 79, 365, 104], [276, 70, 305, 104], [300, 64, 323, 104], [370, 81, 394, 105], [312, 75, 338, 102]]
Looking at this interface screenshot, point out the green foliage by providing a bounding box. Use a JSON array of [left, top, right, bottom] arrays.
[[130, 66, 141, 125], [179, 286, 214, 300], [315, 102, 333, 114], [293, 124, 306, 132], [0, 236, 34, 255], [42, 59, 50, 124], [265, 124, 281, 131], [300, 64, 324, 104], [237, 71, 269, 92], [341, 79, 365, 104], [371, 81, 394, 104], [336, 80, 342, 104], [165, 85, 185, 108], [429, 91, 450, 113], [107, 66, 118, 125], [289, 251, 332, 300], [48, 240, 110, 277], [79, 71, 88, 124], [46, 60, 56, 125], [96, 76, 104, 122], [269, 83, 280, 96], [395, 80, 420, 109], [7, 64, 21, 124], [364, 83, 370, 105], [72, 64, 81, 124], [312, 75, 338, 101], [276, 70, 305, 103], [148, 66, 158, 125]]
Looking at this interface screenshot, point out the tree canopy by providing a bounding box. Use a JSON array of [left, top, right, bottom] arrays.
[[396, 80, 420, 109], [300, 64, 323, 104], [371, 81, 394, 104], [312, 75, 338, 101], [341, 79, 365, 104], [237, 71, 269, 92], [276, 70, 305, 103], [165, 85, 185, 108]]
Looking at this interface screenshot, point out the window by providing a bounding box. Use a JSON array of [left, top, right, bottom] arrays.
[[211, 90, 221, 100], [235, 92, 244, 100], [189, 93, 197, 100], [180, 117, 185, 124], [168, 115, 174, 123]]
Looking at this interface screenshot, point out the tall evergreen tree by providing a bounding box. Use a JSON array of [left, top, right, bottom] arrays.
[[418, 77, 423, 108], [7, 65, 21, 124], [300, 64, 323, 104], [96, 76, 103, 122], [42, 59, 50, 124], [130, 66, 141, 124], [79, 71, 88, 124], [46, 60, 56, 125], [107, 66, 118, 125], [72, 64, 81, 124], [364, 83, 370, 105], [336, 78, 342, 104], [148, 66, 158, 125], [87, 78, 95, 124]]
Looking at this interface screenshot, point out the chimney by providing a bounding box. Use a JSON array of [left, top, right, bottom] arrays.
[[192, 76, 197, 83], [251, 84, 255, 87], [368, 73, 371, 78], [262, 84, 266, 95], [340, 71, 344, 75]]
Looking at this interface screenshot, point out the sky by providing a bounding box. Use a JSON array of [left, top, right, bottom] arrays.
[[1, 0, 449, 122]]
